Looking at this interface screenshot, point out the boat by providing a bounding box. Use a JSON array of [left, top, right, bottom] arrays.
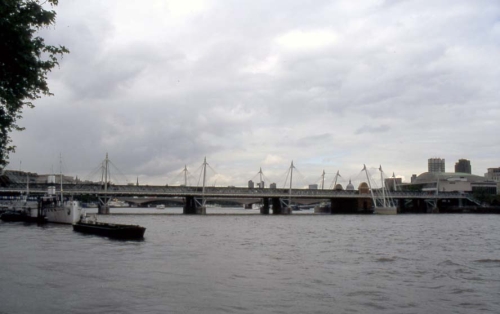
[[0, 176, 47, 222], [41, 195, 84, 224], [38, 162, 84, 224], [314, 202, 331, 214], [0, 209, 29, 222], [108, 199, 128, 207], [0, 205, 46, 223], [73, 215, 146, 240]]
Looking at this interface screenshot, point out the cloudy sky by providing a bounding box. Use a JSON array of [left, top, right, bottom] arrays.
[[9, 0, 500, 187]]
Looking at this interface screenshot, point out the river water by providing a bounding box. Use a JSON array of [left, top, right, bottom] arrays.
[[1, 208, 499, 313]]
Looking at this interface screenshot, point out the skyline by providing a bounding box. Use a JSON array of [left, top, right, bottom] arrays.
[[7, 0, 500, 186], [6, 155, 489, 189]]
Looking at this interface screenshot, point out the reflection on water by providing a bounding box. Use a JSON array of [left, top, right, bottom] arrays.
[[85, 206, 314, 215], [1, 211, 499, 314]]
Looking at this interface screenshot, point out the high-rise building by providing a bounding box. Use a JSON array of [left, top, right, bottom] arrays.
[[428, 158, 445, 173], [455, 159, 471, 174]]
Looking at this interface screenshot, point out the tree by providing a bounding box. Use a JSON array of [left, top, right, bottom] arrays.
[[0, 0, 68, 167]]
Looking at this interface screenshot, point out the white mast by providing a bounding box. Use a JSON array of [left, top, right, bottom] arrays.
[[202, 157, 207, 206], [435, 172, 439, 196], [321, 170, 325, 190], [333, 170, 340, 189], [289, 161, 294, 208], [363, 164, 377, 208], [104, 153, 109, 194], [379, 165, 386, 207], [184, 165, 188, 186], [60, 153, 63, 203], [259, 167, 263, 188], [25, 174, 29, 203]]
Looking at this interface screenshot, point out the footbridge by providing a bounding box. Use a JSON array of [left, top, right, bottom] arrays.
[[0, 183, 479, 214]]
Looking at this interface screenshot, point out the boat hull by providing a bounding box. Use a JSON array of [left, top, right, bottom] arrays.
[[0, 210, 28, 222], [73, 222, 146, 240], [44, 200, 83, 224]]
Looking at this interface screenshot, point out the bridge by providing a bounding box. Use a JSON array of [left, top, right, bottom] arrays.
[[0, 182, 480, 215]]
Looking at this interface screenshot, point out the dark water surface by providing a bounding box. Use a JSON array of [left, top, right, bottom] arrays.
[[1, 210, 499, 313]]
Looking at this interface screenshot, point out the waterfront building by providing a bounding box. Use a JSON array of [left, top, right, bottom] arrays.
[[455, 159, 471, 174], [428, 158, 445, 173], [309, 184, 318, 190], [401, 172, 497, 194], [484, 167, 500, 181], [269, 183, 277, 189], [248, 180, 254, 188], [1, 170, 77, 185]]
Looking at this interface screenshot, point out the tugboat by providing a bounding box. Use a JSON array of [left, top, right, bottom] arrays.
[[73, 215, 146, 240]]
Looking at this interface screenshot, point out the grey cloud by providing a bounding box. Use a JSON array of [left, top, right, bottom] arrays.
[[9, 0, 500, 185]]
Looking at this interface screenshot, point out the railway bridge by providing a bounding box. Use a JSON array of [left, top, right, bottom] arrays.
[[0, 183, 480, 215]]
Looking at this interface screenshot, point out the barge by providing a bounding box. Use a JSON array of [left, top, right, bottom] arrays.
[[73, 219, 146, 240]]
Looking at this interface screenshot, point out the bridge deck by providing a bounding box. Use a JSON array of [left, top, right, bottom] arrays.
[[0, 183, 468, 200]]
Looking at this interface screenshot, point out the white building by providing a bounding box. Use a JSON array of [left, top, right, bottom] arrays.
[[485, 167, 500, 181]]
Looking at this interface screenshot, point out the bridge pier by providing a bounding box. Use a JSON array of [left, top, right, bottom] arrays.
[[183, 196, 206, 215], [315, 198, 375, 214], [271, 197, 291, 215], [260, 198, 270, 215], [98, 204, 110, 215], [398, 198, 427, 214]]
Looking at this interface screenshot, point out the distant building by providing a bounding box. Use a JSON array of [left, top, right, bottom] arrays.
[[248, 180, 254, 188], [308, 184, 318, 190], [411, 174, 417, 183], [485, 167, 500, 181], [455, 159, 471, 174], [428, 158, 445, 173], [384, 177, 402, 191], [402, 172, 497, 194], [270, 183, 277, 189], [257, 181, 265, 188], [346, 180, 355, 191]]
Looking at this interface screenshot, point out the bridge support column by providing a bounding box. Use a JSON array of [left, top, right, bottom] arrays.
[[260, 198, 270, 215], [329, 198, 368, 214], [98, 204, 110, 215], [271, 198, 291, 214], [183, 196, 206, 215]]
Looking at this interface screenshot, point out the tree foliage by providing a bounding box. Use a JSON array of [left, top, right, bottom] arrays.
[[0, 0, 68, 167]]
